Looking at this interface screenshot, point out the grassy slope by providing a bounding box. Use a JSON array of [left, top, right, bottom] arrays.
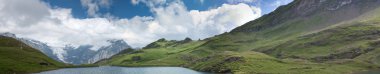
[[98, 36, 373, 74], [0, 36, 65, 73], [98, 40, 207, 66], [99, 0, 380, 74]]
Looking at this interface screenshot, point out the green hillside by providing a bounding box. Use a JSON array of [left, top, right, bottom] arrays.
[[98, 0, 380, 74], [98, 37, 374, 74], [0, 36, 65, 74], [98, 38, 207, 66]]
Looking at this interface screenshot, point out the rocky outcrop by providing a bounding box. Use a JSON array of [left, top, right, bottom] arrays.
[[312, 47, 375, 62], [224, 57, 244, 63], [131, 56, 141, 61]]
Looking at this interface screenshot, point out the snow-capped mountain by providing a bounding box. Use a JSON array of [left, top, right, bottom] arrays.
[[0, 32, 16, 38], [63, 39, 131, 64], [18, 38, 62, 62], [0, 32, 131, 65], [64, 45, 97, 64], [88, 39, 131, 63]]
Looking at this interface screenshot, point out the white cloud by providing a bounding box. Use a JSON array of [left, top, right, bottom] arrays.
[[0, 0, 262, 56], [138, 1, 262, 40], [188, 3, 261, 38], [131, 0, 139, 5], [270, 0, 293, 7], [130, 0, 167, 7], [0, 0, 50, 27], [80, 0, 112, 17], [199, 0, 204, 4], [227, 0, 257, 4], [270, 1, 281, 7]]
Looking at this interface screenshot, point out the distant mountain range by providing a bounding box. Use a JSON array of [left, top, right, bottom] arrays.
[[0, 32, 131, 65], [63, 39, 130, 64]]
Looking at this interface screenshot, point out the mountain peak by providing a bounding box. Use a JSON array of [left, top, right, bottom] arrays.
[[231, 0, 380, 33], [0, 32, 16, 38], [107, 39, 128, 45], [285, 0, 355, 17]]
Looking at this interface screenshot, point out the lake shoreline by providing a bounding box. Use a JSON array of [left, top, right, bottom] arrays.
[[34, 64, 380, 74], [35, 66, 211, 74]]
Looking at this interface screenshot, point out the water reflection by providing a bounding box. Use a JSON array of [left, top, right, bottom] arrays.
[[36, 66, 210, 74]]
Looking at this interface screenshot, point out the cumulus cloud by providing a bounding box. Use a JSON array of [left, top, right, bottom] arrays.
[[128, 0, 262, 43], [131, 0, 167, 7], [187, 3, 262, 39], [0, 0, 262, 56], [80, 0, 112, 17], [0, 0, 50, 27], [227, 0, 257, 4]]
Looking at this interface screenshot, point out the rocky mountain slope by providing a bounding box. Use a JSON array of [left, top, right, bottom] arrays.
[[0, 32, 131, 65], [64, 39, 131, 64], [19, 38, 62, 62], [98, 0, 380, 74], [0, 34, 65, 73]]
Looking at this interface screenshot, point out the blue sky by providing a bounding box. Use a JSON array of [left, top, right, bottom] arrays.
[[43, 0, 292, 19], [0, 0, 292, 49]]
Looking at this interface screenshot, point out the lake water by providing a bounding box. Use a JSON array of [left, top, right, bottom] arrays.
[[35, 66, 210, 74]]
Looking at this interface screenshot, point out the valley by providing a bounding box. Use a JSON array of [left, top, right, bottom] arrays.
[[2, 0, 380, 74]]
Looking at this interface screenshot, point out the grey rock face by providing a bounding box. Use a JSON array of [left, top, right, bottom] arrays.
[[63, 39, 131, 65], [19, 38, 62, 62], [88, 39, 131, 63], [0, 32, 16, 38]]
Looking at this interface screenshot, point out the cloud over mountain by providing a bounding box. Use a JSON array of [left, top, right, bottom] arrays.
[[0, 0, 262, 52]]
